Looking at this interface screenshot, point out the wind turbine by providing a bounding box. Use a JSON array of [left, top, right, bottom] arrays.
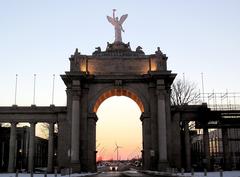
[[114, 142, 123, 161]]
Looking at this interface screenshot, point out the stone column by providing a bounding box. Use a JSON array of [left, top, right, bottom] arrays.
[[28, 122, 35, 172], [222, 128, 231, 170], [87, 113, 97, 172], [156, 80, 168, 170], [184, 121, 191, 171], [70, 85, 81, 171], [149, 82, 158, 170], [203, 127, 210, 170], [71, 96, 80, 162], [8, 122, 17, 172], [47, 123, 54, 173], [141, 113, 151, 170], [171, 112, 182, 169]]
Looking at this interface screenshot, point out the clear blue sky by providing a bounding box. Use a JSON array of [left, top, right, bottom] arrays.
[[1, 0, 240, 106]]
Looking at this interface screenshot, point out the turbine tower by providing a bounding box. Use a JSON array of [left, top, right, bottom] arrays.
[[114, 142, 122, 161]]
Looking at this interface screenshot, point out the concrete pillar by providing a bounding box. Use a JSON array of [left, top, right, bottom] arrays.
[[47, 123, 54, 173], [141, 113, 151, 170], [203, 127, 210, 170], [8, 122, 17, 172], [165, 88, 172, 165], [71, 96, 80, 162], [184, 121, 191, 171], [157, 93, 167, 162], [156, 80, 168, 170], [170, 112, 182, 169], [222, 128, 231, 170], [28, 122, 35, 172], [57, 89, 71, 168], [57, 120, 70, 169], [87, 113, 97, 172], [79, 88, 89, 172], [149, 82, 158, 170], [70, 86, 81, 172]]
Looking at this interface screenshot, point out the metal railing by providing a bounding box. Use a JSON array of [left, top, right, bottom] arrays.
[[192, 92, 240, 111]]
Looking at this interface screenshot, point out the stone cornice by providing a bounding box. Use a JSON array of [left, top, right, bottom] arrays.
[[0, 106, 67, 123]]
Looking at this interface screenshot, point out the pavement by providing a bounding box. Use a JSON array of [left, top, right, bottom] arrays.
[[95, 163, 181, 177], [89, 171, 154, 177], [88, 170, 182, 177]]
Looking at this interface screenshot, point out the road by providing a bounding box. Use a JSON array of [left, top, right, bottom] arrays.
[[89, 171, 154, 177], [94, 163, 172, 177]]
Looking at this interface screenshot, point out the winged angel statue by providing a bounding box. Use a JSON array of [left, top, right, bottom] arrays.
[[107, 9, 128, 43]]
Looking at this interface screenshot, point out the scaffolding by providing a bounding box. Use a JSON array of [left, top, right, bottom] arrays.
[[193, 91, 240, 111]]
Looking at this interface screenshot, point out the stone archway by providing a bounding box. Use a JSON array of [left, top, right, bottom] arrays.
[[91, 88, 144, 167], [84, 87, 148, 172], [60, 42, 176, 172]]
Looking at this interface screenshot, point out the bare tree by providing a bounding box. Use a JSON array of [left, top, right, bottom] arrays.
[[171, 78, 200, 106]]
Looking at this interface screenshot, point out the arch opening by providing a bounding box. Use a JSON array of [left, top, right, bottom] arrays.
[[96, 96, 142, 161], [93, 88, 145, 113]]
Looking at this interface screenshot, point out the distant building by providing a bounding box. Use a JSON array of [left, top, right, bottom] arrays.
[[191, 128, 240, 170]]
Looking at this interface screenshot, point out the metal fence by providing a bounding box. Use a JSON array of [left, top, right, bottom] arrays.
[[192, 92, 240, 111]]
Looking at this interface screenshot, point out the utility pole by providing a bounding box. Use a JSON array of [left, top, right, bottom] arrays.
[[201, 72, 205, 102], [33, 74, 36, 105], [14, 74, 18, 105], [51, 74, 55, 105]]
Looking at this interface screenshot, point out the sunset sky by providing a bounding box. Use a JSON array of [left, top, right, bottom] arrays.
[[0, 1, 240, 160], [96, 96, 142, 160]]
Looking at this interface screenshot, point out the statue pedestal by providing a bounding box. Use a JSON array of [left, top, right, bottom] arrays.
[[106, 41, 131, 52]]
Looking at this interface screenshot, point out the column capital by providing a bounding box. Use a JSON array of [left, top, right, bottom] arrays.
[[183, 120, 190, 125], [72, 80, 81, 86], [140, 112, 150, 121], [156, 80, 167, 96], [148, 82, 155, 88], [156, 79, 165, 89], [48, 122, 55, 130], [29, 122, 36, 126], [48, 122, 55, 126], [66, 88, 72, 95], [72, 90, 81, 100], [88, 113, 98, 122], [71, 79, 81, 99], [10, 122, 17, 126]]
